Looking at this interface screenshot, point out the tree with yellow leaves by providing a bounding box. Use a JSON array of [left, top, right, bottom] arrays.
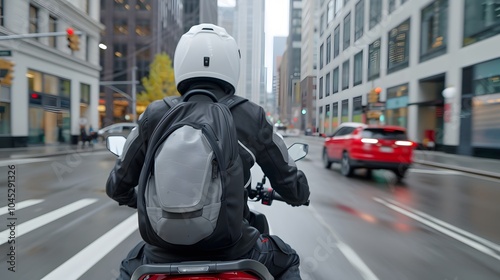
[[137, 53, 179, 107]]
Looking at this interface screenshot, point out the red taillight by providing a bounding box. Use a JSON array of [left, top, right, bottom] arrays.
[[395, 140, 413, 147], [361, 138, 378, 144]]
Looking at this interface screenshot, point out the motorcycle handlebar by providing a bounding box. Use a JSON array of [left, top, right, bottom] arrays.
[[252, 187, 309, 207], [271, 190, 310, 206]]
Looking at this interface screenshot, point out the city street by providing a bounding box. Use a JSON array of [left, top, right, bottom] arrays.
[[1, 137, 500, 280]]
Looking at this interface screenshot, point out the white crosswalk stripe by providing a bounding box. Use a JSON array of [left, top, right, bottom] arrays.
[[0, 199, 44, 216], [0, 198, 97, 245]]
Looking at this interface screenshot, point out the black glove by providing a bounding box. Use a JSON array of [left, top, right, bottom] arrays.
[[290, 170, 310, 207]]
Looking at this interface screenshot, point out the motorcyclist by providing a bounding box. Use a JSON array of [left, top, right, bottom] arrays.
[[106, 23, 310, 280]]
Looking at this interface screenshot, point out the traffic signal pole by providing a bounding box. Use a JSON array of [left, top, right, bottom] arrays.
[[0, 31, 84, 40]]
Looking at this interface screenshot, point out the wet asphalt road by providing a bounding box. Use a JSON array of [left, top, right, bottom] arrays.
[[0, 137, 499, 280]]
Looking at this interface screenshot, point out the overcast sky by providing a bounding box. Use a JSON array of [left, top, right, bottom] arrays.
[[218, 0, 289, 92]]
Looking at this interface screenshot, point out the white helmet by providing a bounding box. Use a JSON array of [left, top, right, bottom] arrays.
[[174, 23, 240, 93]]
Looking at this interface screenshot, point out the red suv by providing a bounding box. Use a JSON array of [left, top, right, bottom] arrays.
[[322, 122, 415, 179]]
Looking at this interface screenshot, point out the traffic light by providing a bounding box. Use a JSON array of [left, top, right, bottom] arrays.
[[368, 87, 382, 103], [0, 59, 14, 86], [66, 28, 80, 51]]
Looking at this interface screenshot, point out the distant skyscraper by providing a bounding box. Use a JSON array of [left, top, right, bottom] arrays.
[[183, 0, 218, 32], [270, 37, 287, 116], [233, 0, 266, 105], [218, 6, 236, 37]]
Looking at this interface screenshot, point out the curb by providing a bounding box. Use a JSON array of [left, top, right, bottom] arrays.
[[413, 159, 500, 180]]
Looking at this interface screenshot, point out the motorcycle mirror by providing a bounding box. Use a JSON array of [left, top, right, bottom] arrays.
[[106, 135, 127, 157], [288, 143, 308, 162]]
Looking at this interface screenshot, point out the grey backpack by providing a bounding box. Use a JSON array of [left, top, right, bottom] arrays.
[[137, 89, 248, 250]]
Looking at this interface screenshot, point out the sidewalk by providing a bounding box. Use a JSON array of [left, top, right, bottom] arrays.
[[0, 143, 107, 160], [299, 135, 500, 179]]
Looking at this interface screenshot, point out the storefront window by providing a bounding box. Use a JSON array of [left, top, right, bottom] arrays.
[[325, 104, 331, 133], [471, 58, 500, 148], [43, 74, 58, 95], [81, 83, 90, 104], [388, 19, 410, 73], [353, 96, 363, 122], [463, 0, 500, 46], [386, 84, 409, 127], [28, 70, 42, 92], [59, 79, 70, 98], [28, 107, 44, 144], [421, 0, 448, 61], [332, 102, 339, 129]]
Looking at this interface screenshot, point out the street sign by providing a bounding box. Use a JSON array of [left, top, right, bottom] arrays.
[[0, 50, 12, 57]]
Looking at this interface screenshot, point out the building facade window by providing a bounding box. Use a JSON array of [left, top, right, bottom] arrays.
[[332, 102, 339, 129], [326, 35, 332, 64], [342, 59, 350, 89], [114, 19, 128, 35], [344, 0, 350, 4], [29, 4, 39, 35], [333, 67, 339, 93], [421, 0, 448, 62], [319, 106, 324, 133], [334, 25, 340, 58], [389, 0, 396, 14], [136, 0, 151, 10], [320, 43, 324, 69], [0, 0, 4, 26], [49, 16, 57, 47], [320, 13, 325, 35], [114, 0, 130, 10], [319, 76, 324, 99], [388, 18, 410, 74], [463, 0, 500, 46], [136, 20, 151, 36], [327, 0, 334, 24], [335, 0, 342, 16], [368, 38, 381, 80], [354, 51, 363, 86], [343, 12, 351, 50], [355, 0, 365, 41], [353, 96, 363, 122], [341, 99, 349, 123], [386, 84, 409, 128], [326, 72, 331, 97], [369, 0, 382, 29], [0, 100, 11, 135]]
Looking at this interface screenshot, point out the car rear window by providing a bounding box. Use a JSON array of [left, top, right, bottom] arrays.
[[361, 128, 407, 140]]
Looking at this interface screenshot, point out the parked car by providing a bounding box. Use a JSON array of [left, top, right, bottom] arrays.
[[322, 122, 415, 180], [98, 122, 138, 142]]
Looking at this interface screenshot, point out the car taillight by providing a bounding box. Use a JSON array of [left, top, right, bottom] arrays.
[[395, 140, 413, 146], [361, 138, 378, 144]]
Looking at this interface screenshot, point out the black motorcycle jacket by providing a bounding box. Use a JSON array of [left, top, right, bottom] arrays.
[[106, 84, 311, 261]]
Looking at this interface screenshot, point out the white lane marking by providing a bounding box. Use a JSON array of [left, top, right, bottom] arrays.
[[373, 197, 500, 261], [40, 213, 138, 280], [386, 198, 500, 254], [0, 199, 97, 245], [0, 199, 44, 216], [308, 205, 380, 280], [408, 169, 462, 175]]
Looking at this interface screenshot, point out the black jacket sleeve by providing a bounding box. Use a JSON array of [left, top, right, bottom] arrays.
[[105, 112, 148, 208], [253, 108, 310, 206]]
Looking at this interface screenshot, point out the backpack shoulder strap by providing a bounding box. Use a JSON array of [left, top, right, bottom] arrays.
[[219, 95, 248, 110], [163, 96, 181, 109]]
